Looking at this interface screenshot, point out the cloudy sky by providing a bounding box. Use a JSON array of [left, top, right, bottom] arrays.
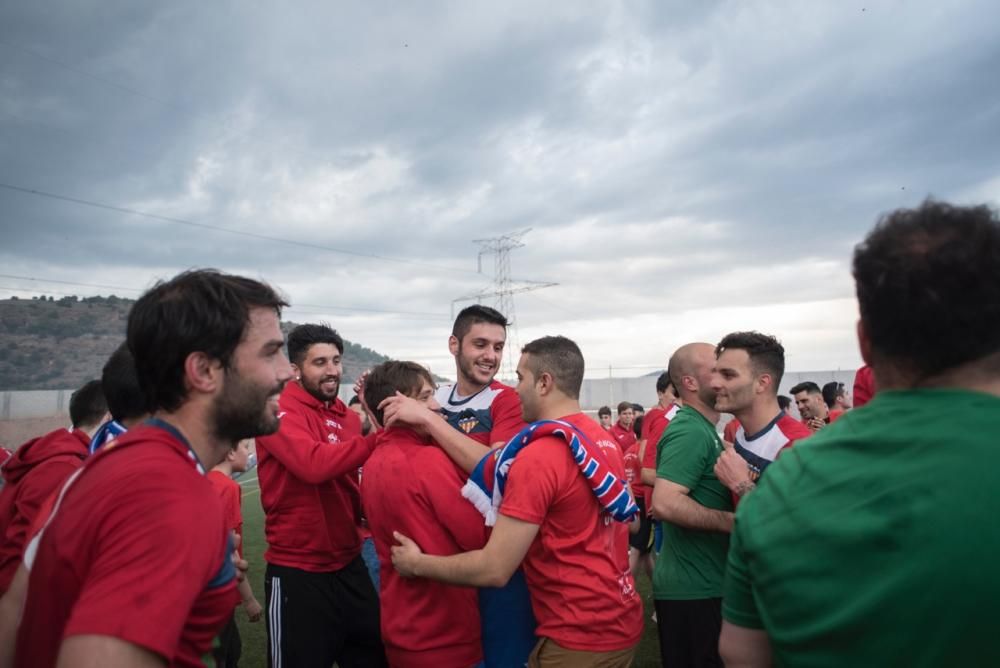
[[2, 1, 998, 381]]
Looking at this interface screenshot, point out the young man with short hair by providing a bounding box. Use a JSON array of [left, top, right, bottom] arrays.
[[821, 381, 850, 417], [791, 381, 839, 432], [711, 332, 811, 503], [361, 361, 488, 668], [391, 336, 642, 668], [255, 323, 386, 668], [377, 304, 533, 667], [208, 439, 263, 668], [609, 401, 636, 454], [5, 269, 293, 667], [0, 379, 106, 594], [721, 200, 1000, 665], [597, 405, 613, 430]]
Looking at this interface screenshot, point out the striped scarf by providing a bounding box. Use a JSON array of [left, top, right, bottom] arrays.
[[461, 419, 639, 526]]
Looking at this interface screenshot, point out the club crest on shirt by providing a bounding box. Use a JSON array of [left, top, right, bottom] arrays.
[[327, 433, 340, 443], [458, 416, 479, 434], [619, 572, 637, 601], [325, 419, 342, 429]]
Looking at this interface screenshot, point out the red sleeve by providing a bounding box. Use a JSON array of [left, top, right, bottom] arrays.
[[642, 418, 668, 470], [498, 442, 561, 524], [488, 389, 526, 447], [63, 482, 232, 660], [6, 459, 81, 556], [257, 408, 376, 484], [853, 365, 875, 408], [723, 419, 740, 444]]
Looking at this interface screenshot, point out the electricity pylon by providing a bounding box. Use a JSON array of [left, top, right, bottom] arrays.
[[452, 229, 557, 380]]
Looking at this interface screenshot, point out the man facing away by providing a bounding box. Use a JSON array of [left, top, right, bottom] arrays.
[[361, 361, 488, 668], [0, 379, 106, 595], [255, 323, 386, 668], [4, 269, 293, 667], [89, 342, 150, 453], [391, 336, 643, 668], [710, 332, 811, 504], [651, 342, 734, 668], [720, 200, 1000, 666]]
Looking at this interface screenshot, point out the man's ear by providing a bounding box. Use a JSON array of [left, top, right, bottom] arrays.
[[184, 352, 223, 394], [536, 371, 555, 397], [448, 335, 460, 358]]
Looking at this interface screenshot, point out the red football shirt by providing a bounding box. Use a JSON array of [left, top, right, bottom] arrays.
[[499, 413, 643, 652], [15, 422, 238, 668], [854, 364, 875, 408], [208, 470, 243, 557], [640, 403, 680, 513], [623, 442, 643, 498], [608, 422, 637, 455], [361, 428, 487, 668]]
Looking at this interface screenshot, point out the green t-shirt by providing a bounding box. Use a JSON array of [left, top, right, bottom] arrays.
[[653, 404, 733, 600], [724, 389, 1000, 667]]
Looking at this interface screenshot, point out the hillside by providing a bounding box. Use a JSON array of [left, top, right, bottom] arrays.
[[0, 295, 396, 391]]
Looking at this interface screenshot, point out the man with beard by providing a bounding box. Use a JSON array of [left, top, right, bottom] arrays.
[[651, 342, 734, 668], [710, 332, 811, 504], [378, 304, 532, 667], [791, 381, 840, 432], [255, 324, 386, 668], [3, 269, 293, 667]]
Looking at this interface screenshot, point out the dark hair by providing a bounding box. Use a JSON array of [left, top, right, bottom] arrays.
[[631, 403, 644, 414], [821, 381, 845, 409], [287, 323, 344, 366], [655, 371, 673, 394], [790, 381, 821, 396], [127, 269, 288, 413], [597, 405, 611, 417], [777, 395, 792, 411], [363, 361, 435, 427], [69, 379, 107, 430], [616, 401, 632, 415], [348, 395, 361, 407], [632, 415, 644, 439], [452, 305, 508, 342], [520, 336, 584, 399], [854, 199, 1000, 379], [716, 331, 786, 392], [102, 342, 147, 422]]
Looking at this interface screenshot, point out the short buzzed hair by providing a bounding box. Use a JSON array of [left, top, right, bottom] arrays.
[[716, 331, 786, 393], [520, 336, 584, 399], [452, 305, 508, 342]]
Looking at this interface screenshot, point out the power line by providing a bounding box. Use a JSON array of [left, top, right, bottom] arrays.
[[0, 182, 480, 276], [0, 273, 449, 319]]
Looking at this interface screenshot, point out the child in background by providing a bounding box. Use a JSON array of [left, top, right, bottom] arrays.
[[208, 439, 263, 667]]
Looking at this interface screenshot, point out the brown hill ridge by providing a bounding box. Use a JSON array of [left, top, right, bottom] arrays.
[[0, 295, 397, 392]]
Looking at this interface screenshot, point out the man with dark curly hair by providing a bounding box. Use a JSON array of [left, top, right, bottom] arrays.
[[721, 200, 1000, 666]]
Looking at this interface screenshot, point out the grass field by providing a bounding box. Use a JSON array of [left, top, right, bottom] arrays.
[[233, 470, 663, 667]]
